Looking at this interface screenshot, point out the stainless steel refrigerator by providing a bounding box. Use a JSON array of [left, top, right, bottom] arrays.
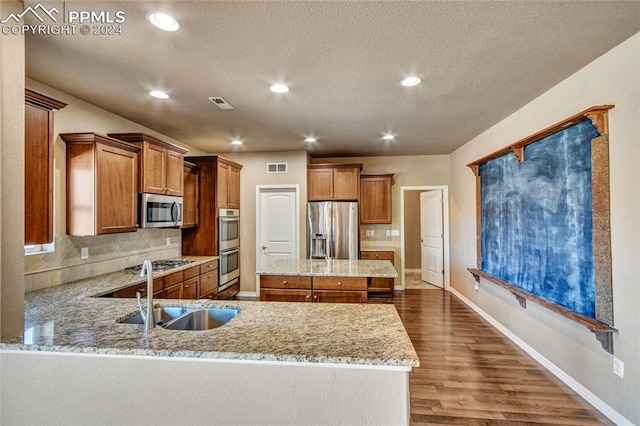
[[307, 201, 358, 259]]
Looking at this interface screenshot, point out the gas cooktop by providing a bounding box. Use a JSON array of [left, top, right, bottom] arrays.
[[123, 259, 192, 274]]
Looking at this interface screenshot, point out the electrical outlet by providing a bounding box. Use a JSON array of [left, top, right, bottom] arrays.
[[370, 230, 375, 236], [81, 247, 88, 260], [166, 237, 171, 246], [386, 230, 391, 236], [613, 358, 624, 378], [391, 230, 400, 236]]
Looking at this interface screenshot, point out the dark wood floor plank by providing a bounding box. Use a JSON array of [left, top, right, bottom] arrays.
[[389, 289, 613, 426]]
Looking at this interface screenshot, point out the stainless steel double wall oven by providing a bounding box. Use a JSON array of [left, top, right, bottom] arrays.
[[218, 208, 240, 291]]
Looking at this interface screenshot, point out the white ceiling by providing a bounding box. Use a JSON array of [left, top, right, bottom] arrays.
[[24, 1, 640, 157]]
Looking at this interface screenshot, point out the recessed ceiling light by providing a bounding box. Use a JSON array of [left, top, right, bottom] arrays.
[[147, 11, 180, 31], [401, 77, 422, 87], [231, 140, 243, 145], [149, 90, 169, 99], [305, 137, 317, 143], [270, 84, 290, 94], [382, 134, 395, 140]]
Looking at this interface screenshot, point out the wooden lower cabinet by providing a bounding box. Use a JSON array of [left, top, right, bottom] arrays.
[[360, 251, 395, 295], [163, 282, 183, 299], [182, 276, 199, 299], [259, 275, 366, 303]]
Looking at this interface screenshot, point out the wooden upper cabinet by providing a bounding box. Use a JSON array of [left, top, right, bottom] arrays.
[[217, 159, 241, 209], [108, 133, 188, 196], [24, 89, 66, 245], [307, 164, 362, 201], [182, 162, 200, 228], [360, 173, 394, 224], [61, 133, 140, 236]]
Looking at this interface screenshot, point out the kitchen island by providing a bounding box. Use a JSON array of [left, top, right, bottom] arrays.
[[1, 257, 418, 425], [257, 258, 398, 303]]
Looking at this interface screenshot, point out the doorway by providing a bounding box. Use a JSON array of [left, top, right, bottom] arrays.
[[256, 185, 300, 294], [400, 186, 450, 290]]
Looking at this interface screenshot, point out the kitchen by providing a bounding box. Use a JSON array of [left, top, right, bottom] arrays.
[[1, 1, 640, 425]]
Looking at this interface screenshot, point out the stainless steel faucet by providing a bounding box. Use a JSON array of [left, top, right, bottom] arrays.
[[137, 259, 155, 331]]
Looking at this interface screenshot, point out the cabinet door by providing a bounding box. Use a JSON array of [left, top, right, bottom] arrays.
[[260, 289, 312, 302], [165, 150, 184, 196], [141, 143, 166, 194], [25, 104, 54, 244], [217, 162, 230, 208], [313, 290, 367, 303], [182, 276, 199, 299], [332, 168, 359, 200], [95, 143, 138, 234], [360, 176, 392, 223], [307, 168, 334, 200], [228, 166, 241, 208], [199, 270, 218, 297], [182, 167, 199, 228], [163, 282, 183, 299]]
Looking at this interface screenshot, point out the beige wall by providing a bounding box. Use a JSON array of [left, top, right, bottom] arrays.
[[403, 191, 421, 270], [0, 0, 26, 338], [449, 33, 639, 423], [222, 151, 309, 294], [22, 80, 206, 290]]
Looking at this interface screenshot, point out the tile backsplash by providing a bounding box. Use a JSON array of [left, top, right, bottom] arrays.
[[25, 228, 181, 292]]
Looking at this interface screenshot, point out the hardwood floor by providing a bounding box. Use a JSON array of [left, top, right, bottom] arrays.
[[391, 289, 613, 425]]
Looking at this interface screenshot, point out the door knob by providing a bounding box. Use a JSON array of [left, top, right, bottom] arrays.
[[262, 245, 268, 250]]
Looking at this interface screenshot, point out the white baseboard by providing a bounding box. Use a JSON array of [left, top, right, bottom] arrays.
[[448, 287, 633, 426], [237, 291, 257, 299]]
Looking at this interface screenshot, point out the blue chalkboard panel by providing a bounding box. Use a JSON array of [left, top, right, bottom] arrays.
[[480, 120, 600, 318]]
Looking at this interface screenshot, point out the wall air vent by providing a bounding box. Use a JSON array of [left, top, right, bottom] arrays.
[[267, 163, 288, 174], [208, 97, 234, 110]]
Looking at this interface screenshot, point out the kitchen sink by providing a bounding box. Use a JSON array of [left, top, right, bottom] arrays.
[[117, 307, 239, 330], [164, 308, 240, 331], [118, 307, 189, 326]]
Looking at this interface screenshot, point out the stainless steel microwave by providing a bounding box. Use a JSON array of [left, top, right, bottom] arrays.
[[139, 193, 183, 228]]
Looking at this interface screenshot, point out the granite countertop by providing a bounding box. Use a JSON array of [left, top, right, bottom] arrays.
[[256, 259, 399, 278], [360, 246, 396, 252], [0, 257, 418, 368]]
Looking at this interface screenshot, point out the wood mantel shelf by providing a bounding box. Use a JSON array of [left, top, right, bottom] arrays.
[[467, 268, 617, 354], [466, 105, 614, 175]]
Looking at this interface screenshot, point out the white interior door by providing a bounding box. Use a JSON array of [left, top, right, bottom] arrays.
[[420, 190, 444, 287], [258, 188, 298, 270]]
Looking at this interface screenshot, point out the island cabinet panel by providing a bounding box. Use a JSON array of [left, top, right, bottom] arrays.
[[360, 174, 393, 224], [108, 133, 189, 197], [24, 89, 66, 244], [259, 275, 366, 303], [261, 289, 312, 303], [314, 290, 367, 304], [313, 276, 367, 291], [62, 133, 140, 236], [360, 251, 395, 294], [307, 164, 362, 201], [260, 275, 312, 289]]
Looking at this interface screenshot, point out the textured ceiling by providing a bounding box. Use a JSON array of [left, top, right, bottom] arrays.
[[24, 1, 640, 157]]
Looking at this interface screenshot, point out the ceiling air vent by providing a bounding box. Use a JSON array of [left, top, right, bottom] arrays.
[[267, 163, 288, 174], [208, 97, 234, 110]]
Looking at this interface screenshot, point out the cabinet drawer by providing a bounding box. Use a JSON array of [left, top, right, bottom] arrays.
[[182, 276, 199, 299], [313, 276, 367, 291], [218, 281, 239, 300], [200, 289, 218, 300], [183, 265, 200, 280], [261, 289, 312, 302], [260, 275, 312, 289], [314, 290, 367, 304], [200, 271, 218, 296], [200, 260, 218, 274], [360, 251, 394, 262], [164, 270, 184, 287]]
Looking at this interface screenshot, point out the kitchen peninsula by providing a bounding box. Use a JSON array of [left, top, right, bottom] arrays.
[[257, 258, 398, 303], [0, 257, 417, 425]]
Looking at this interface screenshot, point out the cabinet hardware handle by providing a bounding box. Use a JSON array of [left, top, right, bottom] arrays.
[[306, 295, 310, 301], [283, 280, 288, 284], [337, 282, 342, 286]]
